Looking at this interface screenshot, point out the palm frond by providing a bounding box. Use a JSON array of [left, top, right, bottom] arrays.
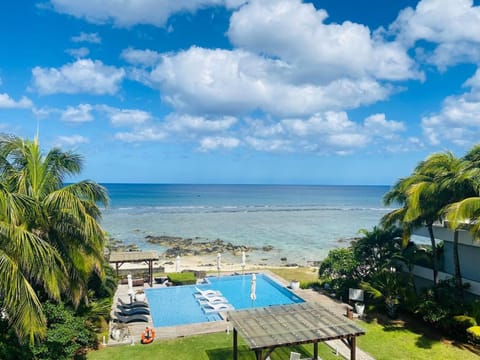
[[0, 251, 46, 343]]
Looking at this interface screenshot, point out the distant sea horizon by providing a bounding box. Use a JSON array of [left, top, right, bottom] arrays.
[[100, 183, 394, 265]]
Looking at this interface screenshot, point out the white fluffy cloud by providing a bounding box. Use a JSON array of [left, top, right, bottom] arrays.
[[391, 0, 480, 68], [422, 68, 480, 146], [121, 48, 162, 67], [50, 0, 245, 27], [246, 111, 405, 153], [55, 135, 89, 146], [228, 0, 420, 82], [149, 47, 390, 117], [103, 107, 152, 127], [61, 104, 93, 123], [71, 32, 101, 44], [0, 93, 33, 108], [114, 127, 166, 142], [32, 59, 125, 95], [199, 136, 240, 151], [164, 114, 237, 133]]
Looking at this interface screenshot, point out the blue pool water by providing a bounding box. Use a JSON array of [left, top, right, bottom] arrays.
[[145, 274, 304, 327]]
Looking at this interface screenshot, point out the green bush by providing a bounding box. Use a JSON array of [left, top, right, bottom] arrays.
[[167, 272, 196, 285], [467, 326, 480, 346], [447, 315, 477, 340], [22, 302, 98, 360], [300, 280, 321, 290]]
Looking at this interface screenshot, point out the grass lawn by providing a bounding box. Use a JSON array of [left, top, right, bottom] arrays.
[[358, 314, 480, 360], [87, 332, 339, 360], [267, 266, 319, 283]]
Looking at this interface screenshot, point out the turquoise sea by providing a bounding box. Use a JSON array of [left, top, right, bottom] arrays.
[[100, 184, 393, 265]]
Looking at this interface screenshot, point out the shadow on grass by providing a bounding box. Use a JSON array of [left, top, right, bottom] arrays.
[[206, 345, 310, 360], [362, 311, 480, 354]]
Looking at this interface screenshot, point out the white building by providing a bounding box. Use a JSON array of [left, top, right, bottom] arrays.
[[413, 224, 480, 296]]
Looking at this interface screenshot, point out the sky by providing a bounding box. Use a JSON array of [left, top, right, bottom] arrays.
[[1, 0, 480, 185]]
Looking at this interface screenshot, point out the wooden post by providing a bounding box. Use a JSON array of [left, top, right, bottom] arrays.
[[349, 336, 356, 360], [313, 341, 318, 360], [233, 328, 238, 360], [255, 350, 262, 360], [115, 263, 119, 277]]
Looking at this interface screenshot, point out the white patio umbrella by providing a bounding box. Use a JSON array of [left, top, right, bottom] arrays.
[[127, 274, 134, 302], [250, 273, 256, 306], [217, 253, 222, 276], [241, 250, 246, 274], [175, 255, 181, 272]]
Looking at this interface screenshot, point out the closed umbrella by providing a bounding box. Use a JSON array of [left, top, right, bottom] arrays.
[[217, 253, 221, 277], [127, 274, 134, 302], [175, 255, 181, 272], [250, 273, 256, 306]]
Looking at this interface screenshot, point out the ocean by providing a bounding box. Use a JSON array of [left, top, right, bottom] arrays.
[[100, 184, 393, 265]]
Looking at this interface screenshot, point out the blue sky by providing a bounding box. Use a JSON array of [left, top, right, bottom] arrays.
[[1, 0, 480, 185]]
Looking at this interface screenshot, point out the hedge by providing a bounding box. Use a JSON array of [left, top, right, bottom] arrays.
[[167, 272, 196, 285]]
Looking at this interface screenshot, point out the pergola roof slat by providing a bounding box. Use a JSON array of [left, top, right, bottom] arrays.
[[109, 251, 159, 262], [228, 302, 365, 351]]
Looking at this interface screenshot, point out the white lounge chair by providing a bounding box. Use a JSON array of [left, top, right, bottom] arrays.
[[197, 296, 228, 305], [194, 287, 221, 297], [202, 302, 234, 313], [289, 352, 301, 360]]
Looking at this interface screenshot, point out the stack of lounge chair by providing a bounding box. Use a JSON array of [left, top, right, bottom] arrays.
[[114, 298, 151, 324], [193, 287, 234, 313]]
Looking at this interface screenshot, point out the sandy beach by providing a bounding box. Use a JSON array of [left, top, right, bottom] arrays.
[[110, 252, 309, 275]]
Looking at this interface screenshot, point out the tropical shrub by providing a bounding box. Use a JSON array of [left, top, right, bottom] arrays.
[[0, 317, 33, 360], [352, 226, 402, 279], [27, 302, 97, 360], [318, 247, 359, 299], [88, 263, 117, 299], [300, 280, 321, 290], [447, 315, 477, 340], [467, 326, 480, 346], [361, 270, 408, 318], [415, 279, 469, 331]]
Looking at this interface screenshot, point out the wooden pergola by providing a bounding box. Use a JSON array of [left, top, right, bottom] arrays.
[[109, 251, 159, 287], [227, 302, 365, 360]]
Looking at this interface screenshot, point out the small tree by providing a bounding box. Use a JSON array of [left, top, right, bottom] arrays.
[[361, 269, 408, 318], [319, 248, 359, 299]]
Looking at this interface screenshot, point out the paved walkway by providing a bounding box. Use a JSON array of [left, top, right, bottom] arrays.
[[108, 270, 374, 359], [265, 270, 374, 360]]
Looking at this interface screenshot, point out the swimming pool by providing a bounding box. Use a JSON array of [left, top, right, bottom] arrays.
[[145, 273, 304, 327]]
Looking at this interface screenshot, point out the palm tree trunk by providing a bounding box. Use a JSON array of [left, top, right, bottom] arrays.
[[427, 224, 438, 288], [453, 230, 464, 302]]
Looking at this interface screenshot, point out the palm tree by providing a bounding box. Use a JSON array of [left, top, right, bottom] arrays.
[[353, 225, 402, 279], [383, 169, 441, 287], [0, 135, 108, 341], [0, 184, 64, 343], [384, 151, 477, 298], [444, 145, 480, 295], [408, 152, 477, 301]]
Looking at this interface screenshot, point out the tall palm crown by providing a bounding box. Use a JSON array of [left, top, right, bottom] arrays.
[[383, 151, 477, 290], [0, 135, 108, 342], [446, 145, 480, 236]]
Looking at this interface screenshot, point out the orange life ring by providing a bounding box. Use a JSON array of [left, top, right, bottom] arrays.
[[141, 327, 155, 344]]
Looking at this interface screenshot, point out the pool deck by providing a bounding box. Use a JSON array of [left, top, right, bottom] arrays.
[[108, 271, 374, 359]]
